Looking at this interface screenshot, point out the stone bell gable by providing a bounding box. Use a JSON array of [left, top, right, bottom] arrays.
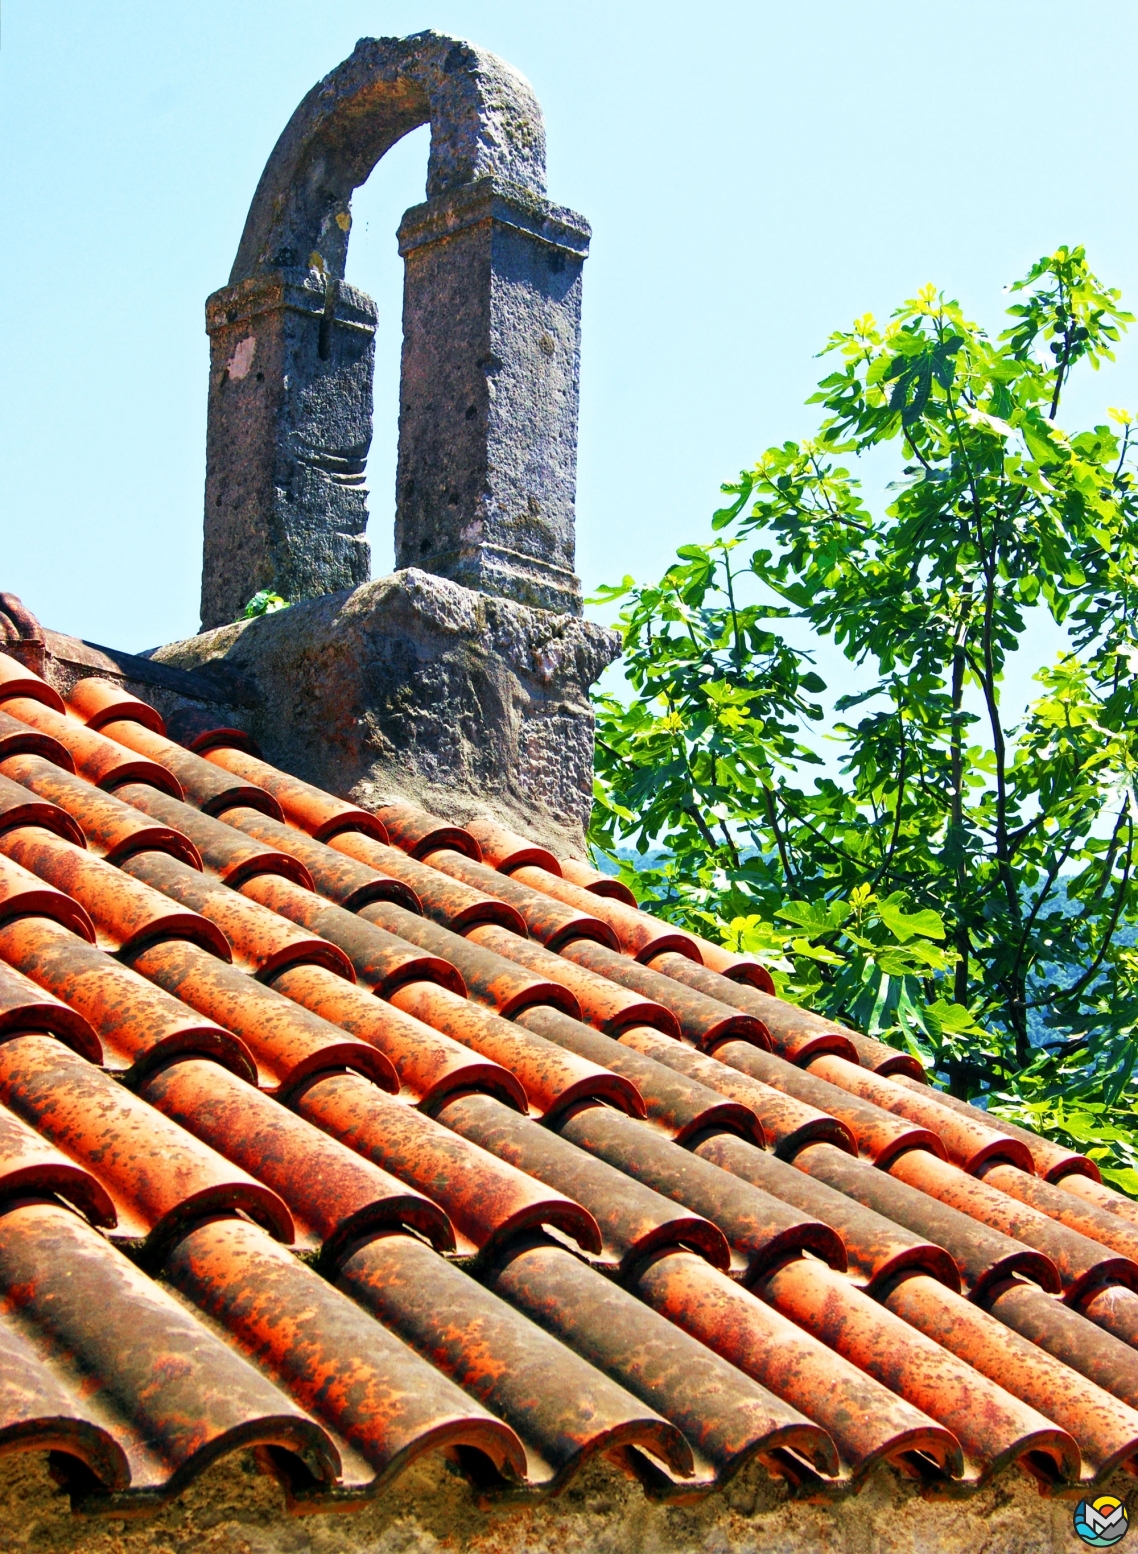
[[187, 32, 614, 855], [202, 31, 590, 630]]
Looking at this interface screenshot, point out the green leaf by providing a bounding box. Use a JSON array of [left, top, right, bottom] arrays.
[[876, 895, 946, 942], [242, 591, 289, 618], [1102, 1166, 1138, 1195], [775, 900, 851, 935], [923, 999, 985, 1036]]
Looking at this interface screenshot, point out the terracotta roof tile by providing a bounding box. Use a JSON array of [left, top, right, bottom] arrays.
[[0, 754, 201, 867], [712, 1039, 947, 1166], [4, 697, 181, 795], [369, 910, 580, 1019], [510, 862, 702, 962], [0, 1308, 130, 1491], [358, 895, 554, 991], [127, 939, 396, 1095], [239, 872, 464, 994], [438, 1091, 731, 1276], [0, 768, 85, 844], [202, 744, 388, 841], [471, 921, 680, 1034], [986, 1277, 1138, 1407], [678, 931, 776, 992], [121, 851, 355, 980], [0, 827, 228, 958], [794, 1141, 1061, 1296], [635, 1249, 963, 1483], [389, 982, 643, 1121], [893, 1072, 1098, 1179], [836, 1025, 930, 1080], [553, 1102, 845, 1283], [99, 719, 285, 818], [294, 1070, 600, 1260], [486, 1237, 838, 1490], [270, 963, 526, 1111], [1060, 1284, 1138, 1358], [166, 709, 259, 755], [760, 1255, 1082, 1486], [66, 675, 165, 733], [162, 1215, 524, 1502], [649, 950, 858, 1063], [224, 806, 420, 910], [372, 801, 480, 860], [0, 1199, 339, 1505], [0, 655, 66, 712], [0, 707, 75, 769], [617, 1025, 857, 1156], [516, 1006, 763, 1147], [4, 651, 1138, 1510], [464, 816, 561, 873], [1064, 1173, 1138, 1222], [337, 1230, 691, 1491], [979, 1163, 1138, 1264], [0, 850, 95, 940], [0, 955, 101, 1058], [0, 916, 255, 1080], [140, 1057, 453, 1264], [559, 939, 770, 1049], [330, 832, 528, 932], [888, 1149, 1138, 1301], [0, 1034, 293, 1253], [116, 783, 314, 887], [558, 855, 637, 905], [881, 1272, 1138, 1479], [426, 848, 619, 949], [807, 1052, 1034, 1172], [695, 1131, 961, 1292], [0, 1100, 115, 1225]]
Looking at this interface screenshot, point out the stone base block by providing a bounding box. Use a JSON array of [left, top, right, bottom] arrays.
[[148, 569, 620, 857]]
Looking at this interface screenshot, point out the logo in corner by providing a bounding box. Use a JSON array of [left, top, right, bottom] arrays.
[[1075, 1496, 1130, 1547]]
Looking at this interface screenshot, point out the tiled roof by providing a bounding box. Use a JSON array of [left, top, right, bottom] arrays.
[[2, 653, 1138, 1513]]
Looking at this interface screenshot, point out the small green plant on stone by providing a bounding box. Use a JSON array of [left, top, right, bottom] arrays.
[[242, 591, 290, 619]]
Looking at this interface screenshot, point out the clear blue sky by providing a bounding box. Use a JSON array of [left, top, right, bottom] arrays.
[[3, 1, 1138, 668]]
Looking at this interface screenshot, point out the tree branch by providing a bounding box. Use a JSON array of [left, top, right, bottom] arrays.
[[1027, 804, 1133, 1011]]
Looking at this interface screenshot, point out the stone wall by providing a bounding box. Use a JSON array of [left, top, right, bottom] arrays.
[[0, 1445, 1109, 1554]]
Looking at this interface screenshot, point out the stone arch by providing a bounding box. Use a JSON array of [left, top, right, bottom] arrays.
[[229, 31, 547, 285], [202, 32, 587, 632]]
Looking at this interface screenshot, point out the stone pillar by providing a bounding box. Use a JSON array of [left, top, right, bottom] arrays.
[[395, 180, 589, 616], [201, 270, 375, 632]]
